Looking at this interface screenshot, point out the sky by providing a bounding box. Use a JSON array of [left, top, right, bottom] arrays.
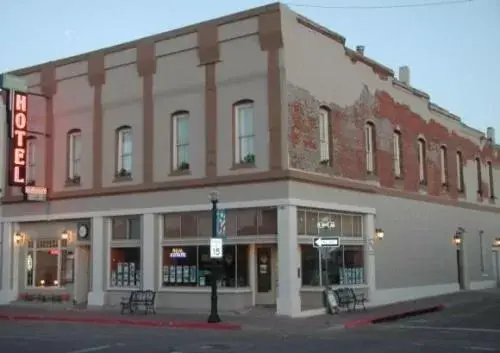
[[2, 0, 499, 140]]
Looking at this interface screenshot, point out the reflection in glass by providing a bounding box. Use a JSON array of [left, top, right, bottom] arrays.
[[109, 247, 141, 288]]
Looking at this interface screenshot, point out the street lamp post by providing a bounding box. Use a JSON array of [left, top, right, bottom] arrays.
[[453, 228, 464, 289], [493, 237, 500, 288], [207, 191, 221, 323]]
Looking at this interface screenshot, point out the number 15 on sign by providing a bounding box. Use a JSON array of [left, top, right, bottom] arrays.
[[210, 238, 223, 259]]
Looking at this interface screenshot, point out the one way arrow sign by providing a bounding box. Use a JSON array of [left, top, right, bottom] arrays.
[[313, 237, 340, 248]]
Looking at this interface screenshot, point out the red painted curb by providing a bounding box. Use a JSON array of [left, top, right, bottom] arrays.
[[0, 314, 242, 331], [344, 304, 445, 329]]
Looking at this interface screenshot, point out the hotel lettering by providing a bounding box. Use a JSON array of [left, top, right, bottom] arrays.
[[9, 92, 28, 186]]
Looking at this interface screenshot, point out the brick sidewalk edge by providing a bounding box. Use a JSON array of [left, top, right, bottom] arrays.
[[343, 304, 445, 329], [0, 314, 242, 331]]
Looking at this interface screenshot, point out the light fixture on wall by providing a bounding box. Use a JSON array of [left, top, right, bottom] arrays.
[[375, 228, 384, 240], [14, 232, 23, 245], [493, 237, 500, 248], [61, 230, 69, 240]]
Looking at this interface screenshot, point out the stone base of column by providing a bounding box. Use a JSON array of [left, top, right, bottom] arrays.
[[0, 290, 16, 305], [87, 291, 105, 306]]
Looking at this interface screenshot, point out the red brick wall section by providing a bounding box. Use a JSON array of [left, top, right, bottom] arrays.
[[287, 84, 500, 202]]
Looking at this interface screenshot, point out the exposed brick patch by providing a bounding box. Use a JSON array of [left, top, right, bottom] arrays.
[[287, 83, 500, 202]]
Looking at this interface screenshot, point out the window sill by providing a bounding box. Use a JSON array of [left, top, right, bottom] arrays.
[[169, 169, 191, 177], [113, 175, 133, 183], [24, 287, 68, 290], [108, 286, 141, 291], [300, 284, 368, 292], [159, 287, 251, 294], [65, 179, 81, 187], [365, 172, 377, 180], [231, 162, 255, 170]]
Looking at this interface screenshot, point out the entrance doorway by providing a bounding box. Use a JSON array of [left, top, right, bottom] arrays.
[[255, 245, 276, 306], [74, 245, 90, 305]]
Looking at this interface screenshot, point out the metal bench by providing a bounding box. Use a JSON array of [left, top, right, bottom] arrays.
[[333, 287, 367, 312], [120, 290, 156, 315]]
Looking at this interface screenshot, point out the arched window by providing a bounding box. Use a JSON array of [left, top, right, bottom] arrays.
[[440, 145, 448, 185], [417, 138, 427, 185], [319, 106, 331, 166], [476, 157, 482, 196], [172, 111, 190, 171], [456, 151, 464, 192], [364, 122, 376, 173], [393, 130, 402, 178]]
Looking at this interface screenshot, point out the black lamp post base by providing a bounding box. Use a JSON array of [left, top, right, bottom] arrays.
[[207, 313, 221, 323]]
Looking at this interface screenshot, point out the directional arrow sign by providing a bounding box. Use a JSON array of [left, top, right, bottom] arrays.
[[313, 237, 340, 248]]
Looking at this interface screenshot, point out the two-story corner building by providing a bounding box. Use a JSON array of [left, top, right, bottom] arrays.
[[0, 3, 499, 317]]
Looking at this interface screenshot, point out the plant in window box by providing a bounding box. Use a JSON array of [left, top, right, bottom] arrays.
[[242, 154, 255, 164], [320, 159, 330, 166], [178, 162, 190, 171], [68, 175, 81, 184], [26, 180, 35, 186], [116, 168, 131, 178]]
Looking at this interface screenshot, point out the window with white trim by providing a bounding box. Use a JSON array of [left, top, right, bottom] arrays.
[[27, 138, 36, 183], [393, 130, 402, 178], [417, 138, 427, 184], [234, 101, 255, 164], [319, 107, 330, 165], [440, 145, 448, 185], [476, 157, 483, 196], [456, 151, 465, 192], [116, 126, 132, 176], [364, 122, 375, 173], [68, 130, 82, 181], [172, 112, 190, 171], [487, 161, 495, 199]]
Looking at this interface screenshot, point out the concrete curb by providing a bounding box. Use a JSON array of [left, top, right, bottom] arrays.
[[344, 304, 445, 329], [0, 314, 242, 331]]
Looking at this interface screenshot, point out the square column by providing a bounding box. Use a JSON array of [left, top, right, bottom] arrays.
[[141, 213, 156, 290], [276, 204, 301, 317], [88, 216, 105, 306], [364, 214, 377, 302], [0, 222, 14, 304]]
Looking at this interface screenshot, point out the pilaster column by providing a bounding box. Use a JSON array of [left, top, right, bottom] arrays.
[[276, 204, 301, 317], [459, 237, 470, 290], [364, 214, 377, 302], [141, 213, 156, 290], [88, 216, 105, 306], [0, 222, 14, 304]]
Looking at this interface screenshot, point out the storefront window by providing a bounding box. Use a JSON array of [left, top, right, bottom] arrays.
[[163, 208, 277, 238], [301, 245, 365, 286], [110, 216, 142, 288], [162, 245, 249, 288], [25, 239, 72, 288], [110, 247, 141, 288], [297, 208, 363, 237]]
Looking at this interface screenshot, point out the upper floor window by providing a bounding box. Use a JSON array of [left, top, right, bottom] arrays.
[[67, 129, 82, 182], [234, 100, 255, 165], [487, 161, 495, 199], [172, 112, 190, 172], [417, 138, 427, 185], [364, 122, 376, 173], [393, 130, 402, 178], [440, 145, 448, 186], [319, 107, 331, 166], [476, 157, 483, 196], [116, 126, 132, 177], [27, 138, 36, 184], [456, 151, 465, 192]]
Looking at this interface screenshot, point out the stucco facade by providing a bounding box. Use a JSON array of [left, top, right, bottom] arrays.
[[0, 3, 499, 317]]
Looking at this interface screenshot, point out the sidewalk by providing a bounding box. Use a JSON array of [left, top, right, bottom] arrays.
[[0, 289, 498, 333]]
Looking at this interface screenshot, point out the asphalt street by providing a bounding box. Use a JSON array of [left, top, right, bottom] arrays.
[[0, 293, 499, 353]]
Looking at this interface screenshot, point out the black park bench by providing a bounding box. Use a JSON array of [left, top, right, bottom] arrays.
[[120, 290, 156, 315]]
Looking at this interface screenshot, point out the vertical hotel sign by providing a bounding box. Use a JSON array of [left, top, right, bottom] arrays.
[[8, 91, 28, 186]]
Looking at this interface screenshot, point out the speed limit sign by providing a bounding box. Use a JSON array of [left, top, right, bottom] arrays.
[[210, 238, 223, 259]]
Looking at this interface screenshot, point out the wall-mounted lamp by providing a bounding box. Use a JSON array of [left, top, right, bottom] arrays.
[[61, 230, 69, 241], [14, 232, 23, 245], [493, 237, 500, 248], [375, 228, 384, 240]]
